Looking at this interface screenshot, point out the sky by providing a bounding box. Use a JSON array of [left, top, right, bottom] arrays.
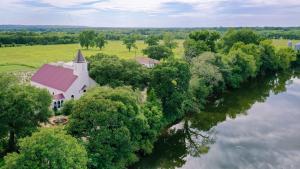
[[0, 0, 300, 27]]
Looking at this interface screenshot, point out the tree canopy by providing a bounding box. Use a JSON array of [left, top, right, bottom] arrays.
[[79, 30, 96, 49], [184, 30, 220, 62], [149, 59, 191, 122], [67, 86, 163, 169], [88, 53, 150, 89], [142, 45, 173, 60], [94, 33, 107, 50], [189, 52, 224, 107], [144, 35, 160, 46], [163, 32, 178, 49], [0, 74, 52, 154], [123, 35, 137, 52], [219, 29, 262, 53], [1, 128, 88, 169]]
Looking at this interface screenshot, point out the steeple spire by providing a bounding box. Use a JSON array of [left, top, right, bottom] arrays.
[[74, 50, 86, 63]]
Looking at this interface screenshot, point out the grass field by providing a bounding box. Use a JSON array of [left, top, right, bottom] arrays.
[[272, 39, 300, 48], [0, 40, 184, 73], [0, 39, 298, 73]]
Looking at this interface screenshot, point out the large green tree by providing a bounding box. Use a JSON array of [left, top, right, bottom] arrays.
[[259, 40, 280, 73], [189, 30, 220, 52], [189, 52, 224, 107], [0, 74, 52, 154], [142, 45, 173, 60], [163, 32, 178, 49], [219, 29, 262, 53], [221, 48, 257, 88], [94, 33, 107, 50], [67, 87, 161, 169], [276, 47, 297, 70], [149, 59, 191, 122], [88, 53, 150, 89], [144, 35, 160, 46], [123, 35, 137, 52], [79, 30, 96, 49], [1, 128, 88, 169], [184, 30, 220, 62]]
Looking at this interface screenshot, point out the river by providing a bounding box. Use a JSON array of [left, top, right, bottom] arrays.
[[132, 69, 300, 169]]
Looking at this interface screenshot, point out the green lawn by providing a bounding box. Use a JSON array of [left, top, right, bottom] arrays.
[[272, 39, 300, 48], [0, 39, 298, 73], [0, 40, 184, 73]]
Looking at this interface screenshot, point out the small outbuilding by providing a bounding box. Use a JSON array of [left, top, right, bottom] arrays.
[[135, 57, 160, 68]]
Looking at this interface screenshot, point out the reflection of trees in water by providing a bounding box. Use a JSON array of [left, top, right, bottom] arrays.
[[185, 69, 300, 160], [184, 120, 216, 157], [132, 69, 300, 169]]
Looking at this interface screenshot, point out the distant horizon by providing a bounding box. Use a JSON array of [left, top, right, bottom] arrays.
[[1, 24, 300, 29]]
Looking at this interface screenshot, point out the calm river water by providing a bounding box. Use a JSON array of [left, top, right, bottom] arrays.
[[132, 70, 300, 169]]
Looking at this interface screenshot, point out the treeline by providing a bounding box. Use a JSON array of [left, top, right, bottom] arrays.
[[1, 26, 300, 46], [0, 32, 77, 46], [1, 29, 299, 169]]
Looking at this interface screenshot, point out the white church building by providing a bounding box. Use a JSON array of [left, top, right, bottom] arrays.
[[31, 50, 96, 109]]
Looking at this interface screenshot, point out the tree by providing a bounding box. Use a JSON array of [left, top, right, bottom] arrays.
[[163, 32, 178, 49], [123, 34, 137, 52], [221, 48, 257, 88], [189, 52, 224, 107], [144, 35, 159, 46], [184, 39, 210, 62], [259, 40, 280, 73], [149, 59, 191, 122], [188, 30, 220, 52], [94, 33, 107, 50], [1, 128, 88, 169], [67, 87, 159, 169], [142, 45, 173, 60], [60, 100, 75, 116], [231, 42, 262, 75], [79, 30, 96, 49], [0, 74, 52, 154], [276, 48, 297, 70], [184, 30, 220, 62], [88, 53, 150, 89], [219, 29, 262, 53]]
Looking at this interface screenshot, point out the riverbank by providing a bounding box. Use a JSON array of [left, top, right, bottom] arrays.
[[132, 69, 300, 168]]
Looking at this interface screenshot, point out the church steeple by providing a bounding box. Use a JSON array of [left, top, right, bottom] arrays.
[[73, 50, 88, 76], [74, 50, 86, 63]]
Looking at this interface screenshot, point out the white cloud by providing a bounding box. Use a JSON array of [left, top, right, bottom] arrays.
[[0, 0, 299, 26]]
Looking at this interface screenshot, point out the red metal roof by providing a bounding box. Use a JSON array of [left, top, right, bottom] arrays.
[[135, 57, 160, 65], [53, 93, 65, 100], [31, 64, 77, 92]]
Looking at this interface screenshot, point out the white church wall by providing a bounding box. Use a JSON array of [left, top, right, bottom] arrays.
[[31, 81, 63, 96]]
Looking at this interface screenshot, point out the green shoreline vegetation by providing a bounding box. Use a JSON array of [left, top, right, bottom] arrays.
[[0, 28, 300, 169]]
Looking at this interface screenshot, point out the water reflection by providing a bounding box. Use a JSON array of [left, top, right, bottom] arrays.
[[132, 69, 300, 169]]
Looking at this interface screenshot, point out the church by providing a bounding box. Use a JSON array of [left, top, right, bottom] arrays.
[[31, 50, 96, 109]]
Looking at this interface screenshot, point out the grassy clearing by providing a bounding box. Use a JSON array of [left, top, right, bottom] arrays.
[[272, 39, 300, 48], [0, 40, 184, 73], [0, 39, 297, 73]]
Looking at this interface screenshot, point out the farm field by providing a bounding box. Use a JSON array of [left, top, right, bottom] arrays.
[[0, 40, 184, 73], [0, 39, 298, 73]]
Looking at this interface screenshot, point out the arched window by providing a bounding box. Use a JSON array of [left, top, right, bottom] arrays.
[[71, 95, 74, 99]]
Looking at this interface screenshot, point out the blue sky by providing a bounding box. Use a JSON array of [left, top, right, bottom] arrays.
[[0, 0, 300, 27]]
